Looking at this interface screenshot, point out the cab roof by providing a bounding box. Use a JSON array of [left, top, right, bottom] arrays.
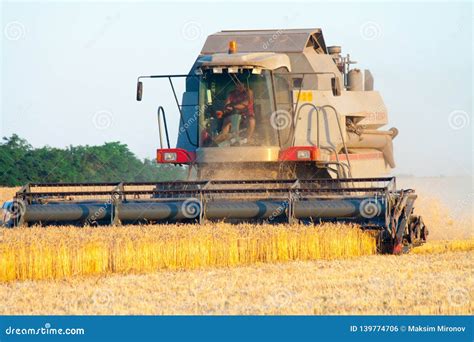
[[201, 29, 327, 55]]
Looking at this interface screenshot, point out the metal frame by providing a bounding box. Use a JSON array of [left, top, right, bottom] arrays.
[[16, 177, 396, 203], [157, 106, 171, 149], [292, 104, 352, 178], [138, 74, 199, 147]]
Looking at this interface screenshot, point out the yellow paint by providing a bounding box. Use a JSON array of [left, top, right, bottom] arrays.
[[296, 91, 313, 102]]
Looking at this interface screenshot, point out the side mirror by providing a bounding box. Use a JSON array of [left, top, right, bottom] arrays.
[[136, 81, 143, 101], [331, 77, 341, 97]]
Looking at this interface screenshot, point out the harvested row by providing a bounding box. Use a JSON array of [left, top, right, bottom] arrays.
[[412, 239, 474, 254], [0, 223, 376, 282]]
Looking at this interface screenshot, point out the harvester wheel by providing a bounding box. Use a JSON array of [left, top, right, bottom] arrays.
[[406, 215, 428, 247]]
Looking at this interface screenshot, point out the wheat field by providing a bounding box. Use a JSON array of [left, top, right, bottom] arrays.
[[0, 250, 471, 315], [0, 187, 18, 203], [0, 184, 473, 315], [0, 224, 376, 282]]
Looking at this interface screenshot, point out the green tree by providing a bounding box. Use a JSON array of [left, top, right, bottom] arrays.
[[0, 135, 187, 186]]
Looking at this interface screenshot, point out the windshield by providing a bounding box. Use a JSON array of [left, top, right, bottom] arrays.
[[198, 69, 288, 148]]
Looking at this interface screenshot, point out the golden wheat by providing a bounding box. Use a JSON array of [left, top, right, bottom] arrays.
[[1, 250, 472, 315], [412, 239, 474, 254], [0, 187, 19, 203], [0, 224, 376, 282]]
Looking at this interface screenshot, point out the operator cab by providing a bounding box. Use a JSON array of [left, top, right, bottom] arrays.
[[198, 67, 291, 148]]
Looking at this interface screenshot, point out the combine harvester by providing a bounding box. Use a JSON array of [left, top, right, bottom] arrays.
[[8, 29, 427, 253]]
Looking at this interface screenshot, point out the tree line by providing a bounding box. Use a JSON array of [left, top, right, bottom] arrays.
[[0, 134, 186, 186]]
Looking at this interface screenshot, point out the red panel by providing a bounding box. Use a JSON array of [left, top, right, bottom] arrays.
[[278, 146, 320, 161], [156, 148, 196, 164]]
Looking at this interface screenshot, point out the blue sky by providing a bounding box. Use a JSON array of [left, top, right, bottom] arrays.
[[1, 1, 472, 176]]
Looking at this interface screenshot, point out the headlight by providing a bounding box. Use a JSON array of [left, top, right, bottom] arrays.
[[163, 152, 177, 161], [296, 150, 311, 159]]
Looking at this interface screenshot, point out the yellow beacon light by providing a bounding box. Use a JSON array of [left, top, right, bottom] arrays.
[[228, 40, 237, 54]]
